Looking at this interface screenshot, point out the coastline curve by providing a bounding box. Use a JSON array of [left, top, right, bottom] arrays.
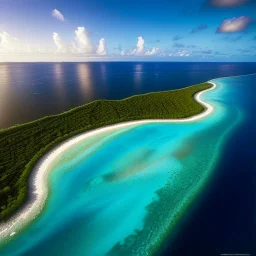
[[0, 82, 216, 241]]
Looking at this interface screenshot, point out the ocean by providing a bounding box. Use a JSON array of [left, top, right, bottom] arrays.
[[0, 62, 255, 256], [0, 62, 256, 129]]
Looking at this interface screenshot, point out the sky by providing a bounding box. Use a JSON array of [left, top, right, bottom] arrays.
[[0, 0, 256, 62]]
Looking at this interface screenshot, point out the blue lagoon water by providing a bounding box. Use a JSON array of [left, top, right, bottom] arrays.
[[0, 73, 255, 255]]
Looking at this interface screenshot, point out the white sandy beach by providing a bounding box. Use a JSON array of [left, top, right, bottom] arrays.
[[0, 81, 216, 241]]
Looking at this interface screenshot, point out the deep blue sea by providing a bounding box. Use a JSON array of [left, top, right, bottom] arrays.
[[0, 62, 255, 256], [0, 62, 256, 129]]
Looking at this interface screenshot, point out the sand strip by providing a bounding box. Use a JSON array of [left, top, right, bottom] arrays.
[[0, 82, 216, 241]]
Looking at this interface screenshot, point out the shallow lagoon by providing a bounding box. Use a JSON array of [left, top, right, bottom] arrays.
[[0, 74, 255, 255]]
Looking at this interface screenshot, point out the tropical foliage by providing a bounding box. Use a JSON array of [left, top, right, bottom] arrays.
[[0, 83, 212, 220]]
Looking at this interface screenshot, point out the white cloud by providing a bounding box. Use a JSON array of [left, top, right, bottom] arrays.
[[27, 44, 32, 53], [1, 29, 194, 61], [131, 36, 160, 56], [96, 38, 107, 55], [131, 36, 144, 55], [145, 47, 160, 56], [71, 26, 93, 54], [0, 30, 56, 56], [0, 31, 17, 53], [52, 9, 65, 22], [217, 16, 251, 33], [53, 32, 66, 53], [0, 31, 29, 53]]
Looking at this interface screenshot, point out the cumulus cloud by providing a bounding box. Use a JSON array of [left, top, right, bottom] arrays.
[[71, 26, 93, 54], [191, 24, 208, 33], [0, 31, 29, 53], [52, 9, 65, 22], [52, 27, 109, 56], [131, 36, 144, 55], [0, 31, 16, 53], [145, 47, 160, 56], [130, 37, 161, 56], [0, 31, 52, 56], [53, 32, 66, 53], [217, 16, 251, 33], [209, 0, 250, 7], [96, 38, 107, 55]]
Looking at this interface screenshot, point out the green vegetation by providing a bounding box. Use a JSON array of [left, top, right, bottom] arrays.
[[0, 82, 212, 221]]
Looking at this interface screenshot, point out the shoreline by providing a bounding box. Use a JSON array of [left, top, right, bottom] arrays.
[[0, 81, 216, 242]]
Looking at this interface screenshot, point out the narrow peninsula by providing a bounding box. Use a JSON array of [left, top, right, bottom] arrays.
[[0, 82, 213, 222]]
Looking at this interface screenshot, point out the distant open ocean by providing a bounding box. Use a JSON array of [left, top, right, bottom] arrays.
[[0, 62, 255, 256], [0, 62, 256, 129]]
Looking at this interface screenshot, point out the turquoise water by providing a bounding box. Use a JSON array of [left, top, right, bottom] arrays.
[[0, 74, 254, 255]]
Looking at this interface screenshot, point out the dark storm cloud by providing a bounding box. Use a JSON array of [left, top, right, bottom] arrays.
[[173, 43, 185, 48], [191, 24, 208, 33], [217, 16, 251, 33], [172, 35, 183, 41]]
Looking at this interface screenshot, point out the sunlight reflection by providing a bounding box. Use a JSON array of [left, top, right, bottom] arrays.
[[100, 63, 107, 85], [76, 63, 94, 101], [134, 64, 143, 89], [53, 63, 67, 103], [0, 64, 10, 127], [54, 63, 63, 83]]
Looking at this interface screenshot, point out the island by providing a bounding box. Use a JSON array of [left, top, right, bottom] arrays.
[[0, 82, 213, 222]]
